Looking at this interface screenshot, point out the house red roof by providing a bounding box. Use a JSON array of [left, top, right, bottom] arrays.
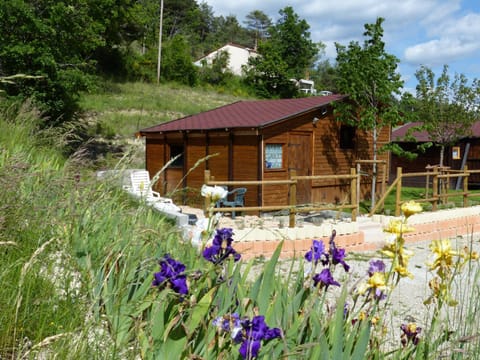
[[391, 122, 430, 142], [140, 94, 346, 134], [392, 121, 480, 142]]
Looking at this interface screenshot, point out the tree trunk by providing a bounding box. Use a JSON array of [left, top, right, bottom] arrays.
[[371, 126, 377, 210], [439, 145, 445, 167]]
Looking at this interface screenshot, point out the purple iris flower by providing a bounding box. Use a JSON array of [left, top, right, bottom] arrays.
[[368, 259, 386, 276], [312, 268, 340, 288], [203, 228, 241, 264], [400, 323, 422, 346], [230, 315, 282, 359], [305, 239, 328, 265], [213, 313, 241, 333], [331, 246, 350, 272], [152, 254, 188, 295], [239, 339, 261, 359]]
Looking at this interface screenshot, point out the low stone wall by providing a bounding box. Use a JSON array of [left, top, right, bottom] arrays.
[[234, 207, 480, 260]]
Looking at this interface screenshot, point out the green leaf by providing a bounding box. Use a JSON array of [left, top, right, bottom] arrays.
[[186, 287, 216, 334], [257, 241, 282, 314], [350, 321, 371, 360]]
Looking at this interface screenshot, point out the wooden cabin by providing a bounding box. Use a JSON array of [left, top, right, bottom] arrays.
[[391, 121, 480, 187], [138, 95, 391, 208]]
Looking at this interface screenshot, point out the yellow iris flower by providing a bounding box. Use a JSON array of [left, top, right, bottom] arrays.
[[383, 219, 414, 234], [428, 239, 458, 274], [401, 200, 423, 218]]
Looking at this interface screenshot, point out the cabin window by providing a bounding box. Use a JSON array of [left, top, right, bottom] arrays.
[[169, 144, 184, 167], [339, 125, 356, 149], [265, 144, 283, 169]]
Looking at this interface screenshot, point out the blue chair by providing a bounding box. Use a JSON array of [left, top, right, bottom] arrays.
[[217, 188, 247, 218]]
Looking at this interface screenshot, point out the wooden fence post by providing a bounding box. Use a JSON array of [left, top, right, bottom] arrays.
[[463, 165, 469, 208], [381, 162, 386, 199], [395, 167, 402, 216], [356, 163, 361, 212], [289, 169, 297, 228], [350, 168, 357, 221], [432, 171, 438, 211]]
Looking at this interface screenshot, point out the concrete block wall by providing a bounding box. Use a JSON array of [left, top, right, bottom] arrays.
[[233, 207, 480, 260]]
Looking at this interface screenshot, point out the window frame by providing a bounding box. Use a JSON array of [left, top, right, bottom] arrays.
[[264, 143, 285, 171]]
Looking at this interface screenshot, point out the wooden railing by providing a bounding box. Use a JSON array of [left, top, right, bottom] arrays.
[[205, 166, 480, 224], [204, 169, 358, 227], [370, 166, 480, 216]]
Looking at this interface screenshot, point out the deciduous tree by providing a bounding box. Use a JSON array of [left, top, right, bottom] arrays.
[[335, 17, 404, 208], [414, 65, 480, 166], [245, 6, 319, 98]]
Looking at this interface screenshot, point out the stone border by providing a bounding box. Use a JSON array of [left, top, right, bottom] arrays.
[[233, 206, 480, 260]]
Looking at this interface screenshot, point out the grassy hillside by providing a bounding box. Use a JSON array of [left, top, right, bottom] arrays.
[[78, 81, 252, 169], [80, 82, 250, 137]]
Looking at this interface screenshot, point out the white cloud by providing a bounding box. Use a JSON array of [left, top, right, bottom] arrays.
[[202, 0, 480, 86], [405, 39, 479, 65], [404, 13, 480, 65]]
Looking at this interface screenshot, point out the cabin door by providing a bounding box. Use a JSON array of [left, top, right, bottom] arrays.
[[288, 132, 312, 205]]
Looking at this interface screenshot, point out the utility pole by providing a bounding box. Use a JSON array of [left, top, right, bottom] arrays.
[[157, 0, 164, 84]]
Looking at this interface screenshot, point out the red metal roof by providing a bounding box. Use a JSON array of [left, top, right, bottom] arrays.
[[140, 94, 346, 134], [392, 121, 480, 142]]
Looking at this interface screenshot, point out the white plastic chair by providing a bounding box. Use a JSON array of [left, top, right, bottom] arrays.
[[129, 171, 180, 212]]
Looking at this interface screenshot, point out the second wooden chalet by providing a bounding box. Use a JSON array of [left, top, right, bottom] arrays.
[[138, 95, 391, 208]]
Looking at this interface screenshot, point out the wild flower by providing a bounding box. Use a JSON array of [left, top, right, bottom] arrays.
[[305, 239, 328, 266], [201, 184, 228, 203], [312, 268, 340, 289], [305, 231, 350, 290], [368, 259, 386, 275], [428, 239, 459, 277], [330, 242, 350, 272], [212, 314, 282, 359], [401, 200, 423, 218], [380, 202, 421, 280], [152, 254, 188, 295], [400, 323, 421, 346], [237, 315, 282, 359], [212, 313, 241, 335], [203, 227, 241, 264], [356, 259, 389, 301], [383, 219, 414, 235], [424, 238, 479, 306]]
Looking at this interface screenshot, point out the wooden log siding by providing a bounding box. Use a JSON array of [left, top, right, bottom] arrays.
[[207, 132, 229, 182], [185, 135, 207, 192], [145, 138, 166, 193], [232, 135, 259, 208], [262, 130, 293, 207]]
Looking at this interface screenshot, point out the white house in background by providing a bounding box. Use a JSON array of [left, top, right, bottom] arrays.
[[194, 43, 258, 76], [291, 78, 317, 95]]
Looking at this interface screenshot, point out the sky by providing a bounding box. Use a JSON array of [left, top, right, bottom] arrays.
[[202, 0, 480, 94]]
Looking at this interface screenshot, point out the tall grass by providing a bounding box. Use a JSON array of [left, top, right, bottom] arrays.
[[2, 99, 480, 359]]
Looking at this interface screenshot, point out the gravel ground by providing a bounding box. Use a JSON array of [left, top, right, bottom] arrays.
[[247, 234, 480, 352], [181, 205, 480, 351]]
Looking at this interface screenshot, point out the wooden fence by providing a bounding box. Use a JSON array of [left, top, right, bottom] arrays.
[[370, 166, 480, 216], [204, 169, 358, 228], [205, 166, 480, 226]]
